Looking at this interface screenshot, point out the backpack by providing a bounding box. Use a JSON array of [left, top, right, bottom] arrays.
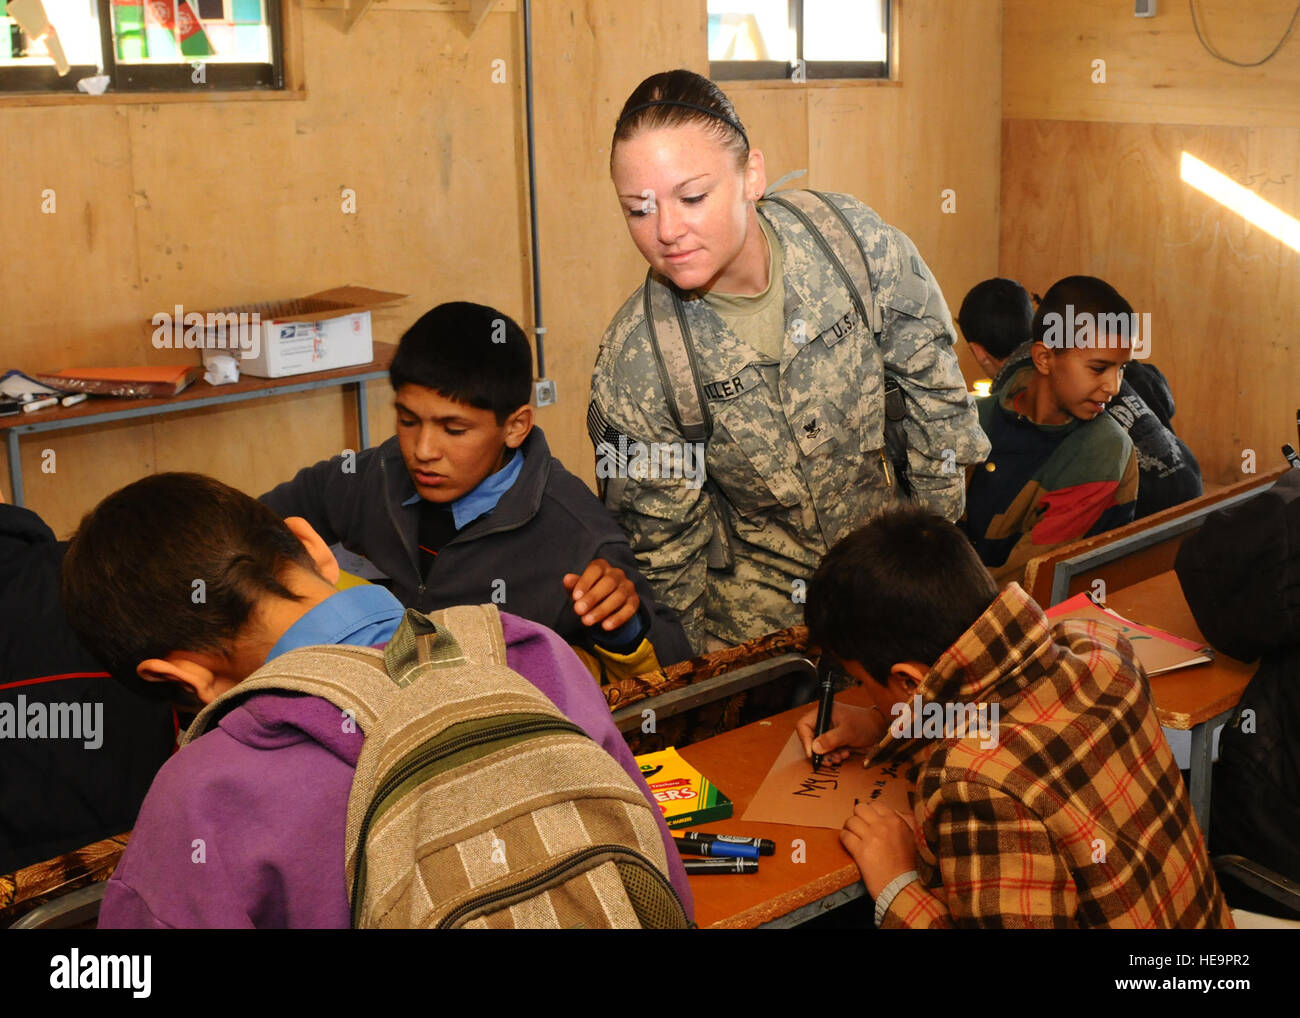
[[641, 188, 913, 571], [182, 604, 690, 929]]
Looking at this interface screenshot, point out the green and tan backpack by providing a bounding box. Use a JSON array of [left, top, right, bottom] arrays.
[[184, 604, 690, 929]]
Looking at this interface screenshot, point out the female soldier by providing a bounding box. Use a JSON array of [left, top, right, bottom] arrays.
[[588, 69, 989, 652]]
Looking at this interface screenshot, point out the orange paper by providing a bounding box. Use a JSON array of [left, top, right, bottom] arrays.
[[52, 366, 195, 383]]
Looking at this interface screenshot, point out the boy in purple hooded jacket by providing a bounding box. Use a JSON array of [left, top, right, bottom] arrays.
[[61, 472, 693, 928]]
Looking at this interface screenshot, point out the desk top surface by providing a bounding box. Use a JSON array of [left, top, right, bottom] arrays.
[[1, 342, 396, 432], [1102, 569, 1253, 728], [677, 687, 875, 929]]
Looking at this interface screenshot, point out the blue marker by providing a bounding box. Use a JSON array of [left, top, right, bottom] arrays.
[[673, 836, 760, 860], [676, 831, 776, 856]]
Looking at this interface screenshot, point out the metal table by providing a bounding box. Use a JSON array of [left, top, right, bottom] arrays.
[[2, 343, 395, 505]]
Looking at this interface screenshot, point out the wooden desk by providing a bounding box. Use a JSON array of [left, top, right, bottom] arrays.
[[1104, 569, 1255, 831], [1023, 468, 1285, 607], [677, 687, 878, 929], [2, 343, 395, 505]]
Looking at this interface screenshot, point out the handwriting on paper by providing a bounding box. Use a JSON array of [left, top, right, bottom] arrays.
[[793, 761, 842, 797], [741, 706, 910, 830]]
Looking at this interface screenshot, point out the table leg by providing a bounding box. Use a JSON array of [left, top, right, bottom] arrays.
[[6, 429, 23, 507], [356, 381, 371, 451], [1187, 708, 1235, 834]]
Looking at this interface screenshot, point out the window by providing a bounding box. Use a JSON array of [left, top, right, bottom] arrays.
[[708, 0, 891, 81], [0, 0, 283, 94]]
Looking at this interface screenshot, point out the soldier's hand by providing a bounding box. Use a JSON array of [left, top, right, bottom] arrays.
[[562, 559, 640, 631]]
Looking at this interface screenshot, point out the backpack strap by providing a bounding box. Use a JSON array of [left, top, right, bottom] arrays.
[[760, 189, 884, 338], [181, 643, 397, 748], [423, 603, 509, 669], [642, 270, 713, 444], [182, 606, 512, 746], [642, 272, 735, 569], [764, 189, 912, 494]]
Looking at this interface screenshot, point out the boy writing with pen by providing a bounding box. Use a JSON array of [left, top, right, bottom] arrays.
[[794, 506, 1231, 929]]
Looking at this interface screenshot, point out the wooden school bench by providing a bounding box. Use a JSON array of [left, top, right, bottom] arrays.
[[1022, 466, 1287, 608]]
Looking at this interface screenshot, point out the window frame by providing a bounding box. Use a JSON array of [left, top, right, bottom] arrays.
[[708, 0, 893, 83], [0, 0, 285, 96]]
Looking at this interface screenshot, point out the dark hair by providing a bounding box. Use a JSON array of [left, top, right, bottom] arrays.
[[804, 507, 999, 685], [61, 472, 318, 701], [957, 278, 1034, 360], [1032, 275, 1135, 345], [611, 69, 749, 171], [389, 302, 532, 425]]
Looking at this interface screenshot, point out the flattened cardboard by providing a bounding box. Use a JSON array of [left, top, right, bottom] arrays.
[[741, 706, 910, 830]]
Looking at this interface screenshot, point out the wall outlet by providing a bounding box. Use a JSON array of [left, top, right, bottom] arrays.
[[534, 379, 557, 407], [1134, 0, 1156, 16]]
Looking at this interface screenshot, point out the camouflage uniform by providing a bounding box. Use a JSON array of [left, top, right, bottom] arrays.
[[588, 191, 990, 651]]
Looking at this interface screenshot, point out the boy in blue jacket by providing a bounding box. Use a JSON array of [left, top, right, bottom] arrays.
[[262, 302, 691, 675]]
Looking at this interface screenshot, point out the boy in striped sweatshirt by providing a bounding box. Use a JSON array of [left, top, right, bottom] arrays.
[[963, 276, 1139, 582]]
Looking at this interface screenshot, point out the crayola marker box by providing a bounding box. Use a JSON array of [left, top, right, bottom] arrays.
[[635, 747, 733, 828]]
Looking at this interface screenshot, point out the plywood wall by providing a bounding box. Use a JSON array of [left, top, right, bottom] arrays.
[[1002, 0, 1300, 485], [3, 0, 1003, 536], [733, 0, 1002, 386], [3, 7, 533, 535]]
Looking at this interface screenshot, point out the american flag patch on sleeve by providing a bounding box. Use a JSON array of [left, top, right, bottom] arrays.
[[587, 399, 629, 471]]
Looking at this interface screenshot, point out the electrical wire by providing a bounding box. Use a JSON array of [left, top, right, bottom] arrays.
[[1188, 0, 1300, 67]]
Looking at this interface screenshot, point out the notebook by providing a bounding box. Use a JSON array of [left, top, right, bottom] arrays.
[[1045, 592, 1213, 676]]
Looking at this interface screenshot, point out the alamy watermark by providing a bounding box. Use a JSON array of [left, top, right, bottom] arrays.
[[1040, 304, 1151, 359], [0, 696, 103, 749], [151, 305, 262, 360], [50, 950, 150, 998], [595, 436, 706, 490], [889, 695, 1000, 750]]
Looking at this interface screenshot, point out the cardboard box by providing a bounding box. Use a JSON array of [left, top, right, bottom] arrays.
[[198, 285, 407, 379]]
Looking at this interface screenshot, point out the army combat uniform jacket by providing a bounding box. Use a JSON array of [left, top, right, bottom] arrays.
[[588, 191, 990, 650]]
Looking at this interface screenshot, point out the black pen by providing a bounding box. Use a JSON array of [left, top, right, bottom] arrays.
[[682, 858, 758, 875], [811, 655, 837, 772], [1284, 444, 1300, 470]]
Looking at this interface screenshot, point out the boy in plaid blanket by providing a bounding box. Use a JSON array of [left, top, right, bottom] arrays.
[[797, 506, 1231, 929]]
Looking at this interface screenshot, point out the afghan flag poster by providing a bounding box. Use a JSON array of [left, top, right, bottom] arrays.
[[144, 0, 217, 58]]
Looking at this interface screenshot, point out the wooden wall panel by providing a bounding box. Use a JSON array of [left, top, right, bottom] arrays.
[[1001, 119, 1299, 484], [526, 0, 707, 468], [1, 10, 528, 534], [728, 0, 1003, 388], [1002, 1, 1300, 486], [1, 105, 141, 369], [12, 423, 156, 538], [1004, 0, 1300, 127]]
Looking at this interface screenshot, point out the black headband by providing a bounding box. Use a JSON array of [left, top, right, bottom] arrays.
[[617, 100, 749, 148]]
